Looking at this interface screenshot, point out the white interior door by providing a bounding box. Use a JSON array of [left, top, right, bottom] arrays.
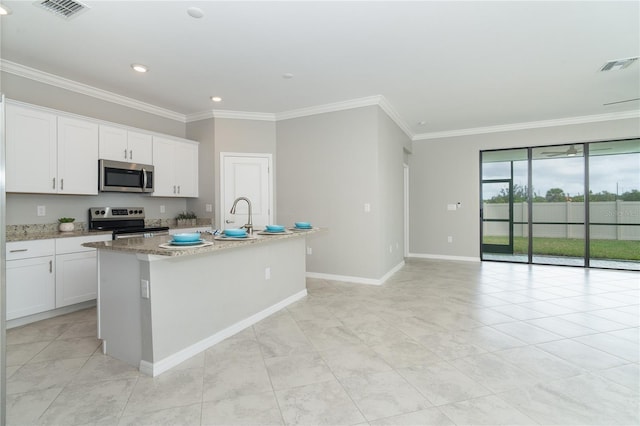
[[221, 153, 272, 230]]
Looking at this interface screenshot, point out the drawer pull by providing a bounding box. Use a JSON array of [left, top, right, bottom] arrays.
[[9, 249, 28, 253], [49, 260, 52, 273]]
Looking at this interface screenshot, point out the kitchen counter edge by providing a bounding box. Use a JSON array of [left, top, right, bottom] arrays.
[[83, 228, 321, 257]]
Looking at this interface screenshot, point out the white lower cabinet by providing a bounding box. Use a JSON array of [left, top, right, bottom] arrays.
[[55, 235, 111, 309], [6, 240, 56, 321], [6, 234, 111, 321], [56, 251, 97, 308]]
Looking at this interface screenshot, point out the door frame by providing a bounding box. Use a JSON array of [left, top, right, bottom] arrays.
[[481, 178, 515, 255], [219, 152, 274, 230]]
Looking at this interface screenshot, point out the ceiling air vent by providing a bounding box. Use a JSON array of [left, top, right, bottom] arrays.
[[36, 0, 89, 19], [600, 57, 638, 72]]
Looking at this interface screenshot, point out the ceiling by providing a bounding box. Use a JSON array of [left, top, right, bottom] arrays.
[[1, 1, 639, 139]]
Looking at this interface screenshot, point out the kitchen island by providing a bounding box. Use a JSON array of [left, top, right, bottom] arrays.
[[83, 229, 317, 376]]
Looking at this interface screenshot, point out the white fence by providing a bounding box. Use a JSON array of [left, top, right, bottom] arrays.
[[483, 201, 640, 240]]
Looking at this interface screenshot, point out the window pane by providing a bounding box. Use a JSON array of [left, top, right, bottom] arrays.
[[588, 139, 640, 270]]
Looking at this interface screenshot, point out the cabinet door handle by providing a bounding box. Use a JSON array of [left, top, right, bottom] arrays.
[[52, 177, 56, 189], [177, 185, 181, 194], [173, 185, 176, 194], [129, 150, 133, 160], [60, 178, 64, 191], [49, 260, 52, 273], [124, 149, 128, 160], [9, 249, 28, 253]]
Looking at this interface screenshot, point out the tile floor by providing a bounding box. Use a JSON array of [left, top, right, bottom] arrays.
[[5, 258, 640, 425]]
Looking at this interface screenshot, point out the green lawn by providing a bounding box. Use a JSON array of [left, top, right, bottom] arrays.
[[483, 236, 640, 261]]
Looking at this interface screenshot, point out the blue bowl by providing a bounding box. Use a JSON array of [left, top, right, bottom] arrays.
[[295, 222, 312, 229], [265, 225, 285, 232], [224, 228, 247, 237], [172, 232, 201, 242]]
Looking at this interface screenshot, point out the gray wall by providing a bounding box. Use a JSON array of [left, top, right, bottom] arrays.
[[212, 118, 277, 229], [1, 72, 193, 225], [186, 118, 215, 222], [277, 105, 407, 280], [409, 118, 640, 259], [376, 108, 411, 276], [1, 72, 185, 137]]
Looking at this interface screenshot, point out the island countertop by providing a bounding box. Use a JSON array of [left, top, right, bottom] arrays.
[[83, 228, 320, 257]]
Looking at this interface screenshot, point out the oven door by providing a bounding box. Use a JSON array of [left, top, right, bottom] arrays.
[[99, 159, 154, 193]]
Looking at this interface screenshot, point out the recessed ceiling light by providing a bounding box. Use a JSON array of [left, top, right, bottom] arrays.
[[211, 96, 222, 102], [282, 73, 294, 79], [0, 4, 12, 15], [131, 64, 148, 73], [187, 7, 204, 18]]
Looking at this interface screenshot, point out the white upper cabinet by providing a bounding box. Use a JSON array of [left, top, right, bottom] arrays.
[[57, 117, 99, 195], [6, 104, 57, 193], [99, 125, 153, 164], [6, 103, 99, 195], [152, 136, 198, 197]]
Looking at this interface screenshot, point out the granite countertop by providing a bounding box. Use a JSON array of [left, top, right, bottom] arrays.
[[6, 228, 113, 242], [83, 228, 320, 257], [6, 221, 213, 243]]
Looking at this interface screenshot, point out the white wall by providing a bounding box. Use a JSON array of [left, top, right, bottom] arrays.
[[409, 118, 640, 259]]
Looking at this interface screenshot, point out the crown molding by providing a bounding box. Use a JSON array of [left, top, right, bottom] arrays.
[[0, 59, 187, 122], [413, 110, 640, 141], [378, 96, 413, 138], [276, 95, 383, 121], [212, 110, 276, 121]]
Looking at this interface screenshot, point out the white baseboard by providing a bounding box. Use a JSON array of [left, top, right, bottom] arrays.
[[408, 253, 481, 262], [306, 260, 405, 286], [139, 289, 308, 377]]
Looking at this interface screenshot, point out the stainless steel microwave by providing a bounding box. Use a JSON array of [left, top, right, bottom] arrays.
[[99, 159, 154, 193]]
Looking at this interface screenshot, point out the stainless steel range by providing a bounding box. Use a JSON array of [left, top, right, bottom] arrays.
[[89, 207, 170, 240]]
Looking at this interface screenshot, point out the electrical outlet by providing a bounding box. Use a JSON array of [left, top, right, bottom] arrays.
[[265, 267, 271, 280], [205, 204, 212, 212], [160, 205, 166, 214], [364, 203, 371, 213], [140, 280, 150, 299], [307, 247, 312, 255], [37, 205, 46, 217], [447, 236, 453, 243]]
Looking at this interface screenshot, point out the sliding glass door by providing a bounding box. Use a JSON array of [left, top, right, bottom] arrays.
[[481, 149, 528, 263], [588, 140, 640, 269], [481, 138, 639, 271], [531, 144, 585, 267]]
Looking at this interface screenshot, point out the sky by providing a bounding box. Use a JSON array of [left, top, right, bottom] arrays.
[[482, 152, 640, 199]]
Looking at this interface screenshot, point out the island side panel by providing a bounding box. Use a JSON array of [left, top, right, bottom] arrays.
[[145, 237, 306, 363], [97, 250, 143, 367]]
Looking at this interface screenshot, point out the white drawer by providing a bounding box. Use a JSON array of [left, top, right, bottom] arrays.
[[6, 239, 55, 260], [55, 234, 112, 254]]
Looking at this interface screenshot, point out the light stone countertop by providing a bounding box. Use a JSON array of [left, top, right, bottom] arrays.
[[5, 221, 212, 243], [83, 228, 320, 257]]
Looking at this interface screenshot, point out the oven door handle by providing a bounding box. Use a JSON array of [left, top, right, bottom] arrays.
[[142, 168, 148, 192]]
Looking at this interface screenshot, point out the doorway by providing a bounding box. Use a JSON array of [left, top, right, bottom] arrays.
[[220, 153, 273, 230], [481, 179, 514, 254]]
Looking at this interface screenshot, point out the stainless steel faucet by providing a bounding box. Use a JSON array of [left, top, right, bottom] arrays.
[[229, 197, 253, 234]]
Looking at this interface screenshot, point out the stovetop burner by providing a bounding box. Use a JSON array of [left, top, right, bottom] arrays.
[[88, 207, 169, 238]]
